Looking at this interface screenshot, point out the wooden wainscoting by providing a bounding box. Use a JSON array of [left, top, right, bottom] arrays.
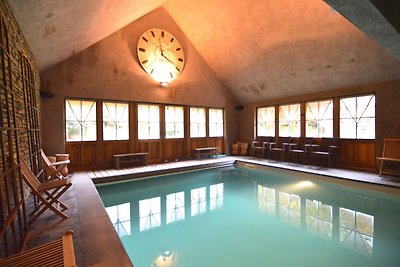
[[137, 140, 162, 164], [164, 139, 186, 162], [66, 136, 225, 171], [339, 139, 376, 171]]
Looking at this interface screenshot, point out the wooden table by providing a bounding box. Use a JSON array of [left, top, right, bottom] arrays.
[[194, 147, 218, 159], [113, 152, 149, 169]]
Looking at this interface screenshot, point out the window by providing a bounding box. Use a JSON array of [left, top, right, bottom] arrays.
[[258, 185, 276, 216], [139, 197, 161, 231], [210, 183, 223, 211], [165, 106, 184, 139], [166, 191, 185, 224], [191, 187, 206, 216], [257, 107, 275, 137], [339, 208, 374, 255], [138, 104, 160, 140], [306, 199, 332, 240], [340, 95, 375, 139], [279, 104, 300, 137], [65, 99, 96, 141], [190, 107, 206, 138], [306, 100, 333, 138], [105, 203, 131, 237], [209, 108, 224, 137], [103, 102, 129, 140]]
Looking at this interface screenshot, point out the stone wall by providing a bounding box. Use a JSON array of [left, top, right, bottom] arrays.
[[0, 0, 40, 255]]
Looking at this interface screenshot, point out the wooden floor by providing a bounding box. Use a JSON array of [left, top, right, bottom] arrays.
[[24, 156, 400, 267]]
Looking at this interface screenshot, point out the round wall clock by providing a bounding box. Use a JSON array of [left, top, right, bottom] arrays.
[[137, 28, 185, 85]]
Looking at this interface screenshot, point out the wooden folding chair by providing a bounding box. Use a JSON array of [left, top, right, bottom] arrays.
[[40, 149, 70, 180], [18, 156, 72, 223], [0, 230, 76, 267], [376, 138, 400, 176]]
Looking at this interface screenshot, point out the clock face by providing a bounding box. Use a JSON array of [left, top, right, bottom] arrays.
[[137, 29, 185, 82]]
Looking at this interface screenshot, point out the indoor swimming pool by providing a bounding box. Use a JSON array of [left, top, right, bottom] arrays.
[[96, 165, 400, 267]]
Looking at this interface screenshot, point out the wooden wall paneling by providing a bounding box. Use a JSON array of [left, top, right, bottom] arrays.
[[339, 140, 357, 167], [357, 140, 376, 170], [65, 143, 82, 170], [185, 106, 191, 159], [160, 104, 165, 162], [103, 142, 117, 167], [96, 101, 104, 165], [333, 97, 340, 138], [81, 142, 97, 167], [339, 139, 375, 171], [300, 102, 306, 138], [129, 102, 135, 153], [164, 139, 185, 161]]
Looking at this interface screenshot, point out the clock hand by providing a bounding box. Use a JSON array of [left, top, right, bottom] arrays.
[[161, 54, 175, 65], [158, 38, 164, 56]]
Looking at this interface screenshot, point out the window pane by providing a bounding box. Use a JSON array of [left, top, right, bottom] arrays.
[[117, 122, 130, 140], [279, 104, 300, 137], [358, 118, 375, 139], [209, 108, 224, 137], [66, 121, 81, 142], [165, 106, 184, 139], [82, 121, 97, 141], [65, 99, 96, 141], [340, 95, 375, 139], [306, 100, 333, 138], [190, 107, 206, 138], [257, 107, 275, 137], [340, 119, 356, 139], [138, 104, 160, 140], [103, 102, 129, 141], [103, 121, 116, 140]]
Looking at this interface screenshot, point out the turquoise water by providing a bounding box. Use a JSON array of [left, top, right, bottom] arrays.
[[96, 166, 400, 267]]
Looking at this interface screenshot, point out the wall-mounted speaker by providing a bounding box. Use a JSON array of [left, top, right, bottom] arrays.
[[235, 105, 244, 110], [40, 90, 54, 98]]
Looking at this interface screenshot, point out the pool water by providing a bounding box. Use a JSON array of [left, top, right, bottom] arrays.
[[96, 166, 400, 267]]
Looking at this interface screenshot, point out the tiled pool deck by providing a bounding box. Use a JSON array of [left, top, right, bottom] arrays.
[[25, 156, 400, 266]]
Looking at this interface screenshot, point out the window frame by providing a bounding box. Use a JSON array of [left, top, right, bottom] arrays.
[[278, 103, 301, 137], [339, 93, 375, 140], [208, 108, 224, 138], [305, 98, 333, 138], [189, 107, 207, 138], [137, 103, 161, 140], [165, 105, 185, 139], [256, 106, 275, 137], [102, 101, 130, 141], [65, 98, 97, 142]]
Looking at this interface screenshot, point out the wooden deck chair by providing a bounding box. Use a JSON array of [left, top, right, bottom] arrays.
[[18, 156, 72, 223], [0, 230, 76, 267], [40, 149, 70, 180], [376, 139, 400, 176]]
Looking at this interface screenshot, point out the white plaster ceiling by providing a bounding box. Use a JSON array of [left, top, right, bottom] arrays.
[[10, 0, 400, 103], [10, 0, 166, 70]]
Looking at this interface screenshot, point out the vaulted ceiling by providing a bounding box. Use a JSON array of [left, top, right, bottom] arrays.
[[10, 0, 400, 103]]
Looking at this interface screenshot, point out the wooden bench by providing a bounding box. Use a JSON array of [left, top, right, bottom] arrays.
[[194, 147, 218, 159], [114, 152, 149, 169], [0, 230, 76, 267], [376, 138, 400, 176]]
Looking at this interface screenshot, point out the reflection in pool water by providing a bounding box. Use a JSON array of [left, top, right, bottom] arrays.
[[97, 166, 400, 267]]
